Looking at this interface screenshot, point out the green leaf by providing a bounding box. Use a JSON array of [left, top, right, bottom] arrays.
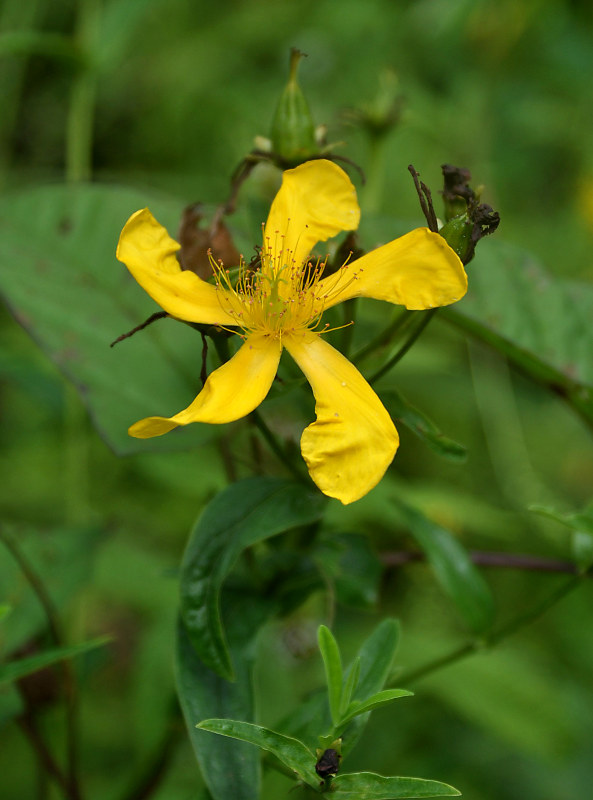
[[530, 504, 593, 570], [396, 500, 495, 633], [341, 689, 413, 726], [352, 619, 400, 701], [0, 183, 216, 455], [0, 605, 11, 622], [444, 239, 593, 426], [339, 657, 361, 717], [282, 619, 401, 755], [530, 504, 593, 536], [180, 478, 325, 680], [381, 389, 466, 463], [318, 625, 343, 726], [332, 772, 460, 798], [0, 637, 110, 685], [175, 591, 267, 800], [197, 718, 319, 791]]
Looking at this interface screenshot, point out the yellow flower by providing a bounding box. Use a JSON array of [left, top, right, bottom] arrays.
[[117, 160, 467, 504]]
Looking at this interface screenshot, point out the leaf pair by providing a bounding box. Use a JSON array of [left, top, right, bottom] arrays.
[[197, 620, 459, 797], [317, 624, 412, 738], [197, 719, 460, 797]]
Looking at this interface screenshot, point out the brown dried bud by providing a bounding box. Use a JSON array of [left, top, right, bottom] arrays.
[[177, 204, 241, 279]]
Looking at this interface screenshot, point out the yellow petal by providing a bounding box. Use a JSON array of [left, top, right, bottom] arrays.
[[117, 209, 237, 325], [263, 160, 360, 275], [284, 331, 398, 504], [319, 228, 467, 311], [129, 332, 281, 437]]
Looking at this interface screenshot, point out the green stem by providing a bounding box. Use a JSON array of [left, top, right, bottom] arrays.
[[352, 308, 414, 365], [369, 309, 437, 385], [66, 69, 96, 182], [65, 0, 99, 183], [250, 410, 308, 486], [397, 572, 584, 686], [0, 0, 40, 184], [360, 134, 388, 214]]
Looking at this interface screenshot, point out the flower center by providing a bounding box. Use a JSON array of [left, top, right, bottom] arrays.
[[210, 234, 359, 341]]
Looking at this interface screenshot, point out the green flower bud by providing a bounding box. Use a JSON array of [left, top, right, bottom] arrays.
[[439, 213, 474, 263], [270, 49, 317, 166]]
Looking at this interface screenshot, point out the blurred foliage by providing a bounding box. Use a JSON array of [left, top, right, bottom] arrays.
[[1, 0, 593, 799]]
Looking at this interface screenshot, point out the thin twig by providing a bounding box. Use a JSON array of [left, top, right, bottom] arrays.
[[408, 165, 438, 232], [368, 309, 437, 384], [1, 528, 83, 799], [17, 716, 72, 797], [119, 714, 185, 800], [396, 573, 585, 686], [110, 312, 169, 347], [380, 549, 580, 575]]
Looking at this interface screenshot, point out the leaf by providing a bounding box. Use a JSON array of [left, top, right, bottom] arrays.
[[0, 605, 11, 622], [444, 239, 593, 426], [282, 619, 401, 755], [175, 591, 268, 800], [381, 389, 467, 463], [396, 500, 495, 633], [339, 657, 361, 717], [180, 478, 325, 680], [529, 504, 593, 536], [0, 637, 110, 685], [530, 503, 593, 570], [341, 689, 413, 726], [317, 625, 343, 726], [0, 183, 217, 455], [352, 618, 400, 701], [332, 772, 460, 798], [197, 718, 320, 791]]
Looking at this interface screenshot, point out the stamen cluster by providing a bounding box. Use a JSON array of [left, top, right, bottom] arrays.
[[210, 233, 360, 341]]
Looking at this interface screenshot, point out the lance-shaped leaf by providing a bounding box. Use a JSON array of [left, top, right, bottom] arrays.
[[0, 637, 110, 685], [332, 772, 460, 798], [176, 590, 268, 800], [530, 503, 593, 571], [318, 625, 343, 726], [396, 500, 494, 633], [282, 619, 401, 755], [340, 689, 413, 727], [339, 657, 361, 717], [381, 389, 466, 463], [197, 719, 320, 791], [180, 478, 325, 680]]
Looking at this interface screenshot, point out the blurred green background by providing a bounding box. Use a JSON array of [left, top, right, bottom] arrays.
[[1, 0, 593, 798]]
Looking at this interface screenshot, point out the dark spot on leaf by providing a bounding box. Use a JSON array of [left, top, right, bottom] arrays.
[[58, 217, 73, 235]]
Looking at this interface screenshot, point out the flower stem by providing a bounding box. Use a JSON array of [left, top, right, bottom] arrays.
[[368, 309, 438, 385], [352, 307, 414, 365], [250, 410, 309, 486]]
